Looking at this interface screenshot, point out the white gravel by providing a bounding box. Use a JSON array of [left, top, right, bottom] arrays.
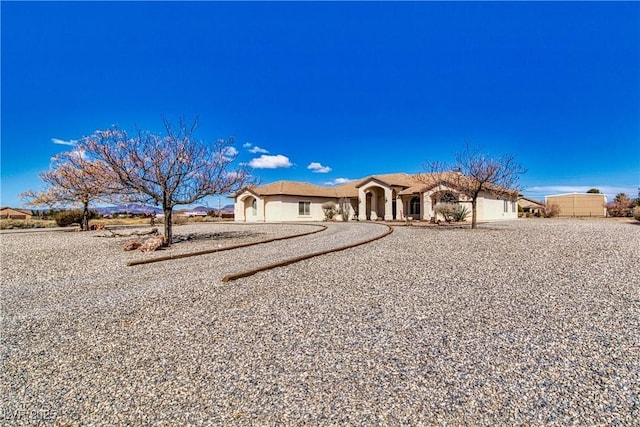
[[1, 219, 638, 425]]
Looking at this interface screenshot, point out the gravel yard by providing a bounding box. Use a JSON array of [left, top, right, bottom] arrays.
[[1, 219, 638, 425]]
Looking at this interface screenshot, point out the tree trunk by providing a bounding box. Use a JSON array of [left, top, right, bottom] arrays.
[[82, 201, 90, 231], [163, 207, 172, 246], [471, 198, 478, 229]]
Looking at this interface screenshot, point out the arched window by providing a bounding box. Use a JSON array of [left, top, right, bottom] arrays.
[[439, 192, 458, 204], [410, 197, 421, 215]]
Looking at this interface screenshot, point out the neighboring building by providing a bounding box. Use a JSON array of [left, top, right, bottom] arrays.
[[518, 196, 545, 216], [234, 173, 519, 222], [0, 207, 33, 220], [545, 193, 607, 217]]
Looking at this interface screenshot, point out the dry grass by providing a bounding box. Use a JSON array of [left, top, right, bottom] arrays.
[[0, 219, 57, 229], [93, 218, 152, 226]]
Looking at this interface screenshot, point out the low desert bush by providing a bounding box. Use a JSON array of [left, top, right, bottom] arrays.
[[188, 216, 233, 223], [606, 193, 633, 217], [541, 202, 560, 218], [54, 210, 98, 227], [0, 219, 57, 229], [338, 197, 352, 222], [434, 203, 458, 222], [322, 202, 338, 221], [154, 215, 188, 225]]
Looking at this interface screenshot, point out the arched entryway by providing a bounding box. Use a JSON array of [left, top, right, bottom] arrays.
[[409, 196, 421, 218], [242, 196, 258, 222], [364, 186, 386, 220]]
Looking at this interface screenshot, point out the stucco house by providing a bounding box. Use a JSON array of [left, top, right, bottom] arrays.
[[0, 207, 33, 221], [518, 196, 545, 216], [234, 173, 519, 222]]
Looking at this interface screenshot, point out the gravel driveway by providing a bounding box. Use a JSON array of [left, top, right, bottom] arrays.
[[1, 219, 638, 425]]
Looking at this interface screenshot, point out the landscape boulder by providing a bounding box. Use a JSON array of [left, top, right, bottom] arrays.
[[123, 240, 142, 251], [139, 236, 165, 252]]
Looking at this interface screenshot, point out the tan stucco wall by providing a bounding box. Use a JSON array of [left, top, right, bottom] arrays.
[[476, 194, 518, 221], [272, 195, 340, 221], [235, 194, 343, 222]]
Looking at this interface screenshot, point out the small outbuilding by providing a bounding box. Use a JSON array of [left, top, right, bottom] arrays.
[[0, 207, 33, 221], [545, 193, 607, 217]]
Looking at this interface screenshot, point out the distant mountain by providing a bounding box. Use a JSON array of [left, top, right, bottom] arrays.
[[177, 204, 235, 214], [189, 205, 214, 212], [92, 203, 235, 216], [93, 204, 162, 216]]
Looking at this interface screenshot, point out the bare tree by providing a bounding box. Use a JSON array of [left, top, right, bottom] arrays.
[[541, 202, 560, 218], [337, 197, 352, 222], [21, 151, 114, 230], [606, 193, 633, 217], [417, 144, 526, 229], [80, 117, 252, 245]]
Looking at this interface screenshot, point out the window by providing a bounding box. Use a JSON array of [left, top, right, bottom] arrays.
[[409, 197, 421, 215], [298, 201, 311, 216], [504, 200, 509, 212], [511, 201, 517, 213], [440, 192, 458, 203], [252, 199, 257, 216]]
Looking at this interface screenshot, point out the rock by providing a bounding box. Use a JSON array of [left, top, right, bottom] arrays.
[[139, 236, 165, 252], [123, 240, 142, 251]]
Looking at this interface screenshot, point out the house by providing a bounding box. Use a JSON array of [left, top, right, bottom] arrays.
[[0, 207, 33, 221], [234, 173, 519, 222], [545, 193, 607, 217], [518, 196, 545, 216]]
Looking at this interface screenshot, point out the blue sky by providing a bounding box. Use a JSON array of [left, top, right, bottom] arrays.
[[2, 1, 639, 208]]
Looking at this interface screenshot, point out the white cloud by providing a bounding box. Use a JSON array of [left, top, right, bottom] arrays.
[[307, 162, 332, 173], [249, 146, 269, 154], [70, 149, 87, 160], [325, 178, 353, 186], [52, 138, 77, 146], [217, 146, 240, 162], [248, 154, 292, 169], [243, 142, 269, 154], [224, 146, 239, 157]]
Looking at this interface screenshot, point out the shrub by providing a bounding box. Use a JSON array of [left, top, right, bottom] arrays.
[[606, 193, 633, 217], [54, 210, 98, 227], [338, 197, 351, 222], [0, 219, 56, 229], [633, 206, 640, 222], [434, 203, 458, 222], [541, 202, 560, 218], [322, 202, 338, 221], [155, 214, 188, 225], [453, 205, 470, 222]]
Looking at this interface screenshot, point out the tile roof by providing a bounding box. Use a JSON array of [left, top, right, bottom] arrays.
[[246, 181, 342, 198], [354, 173, 417, 188], [518, 196, 544, 207], [240, 172, 517, 199], [0, 207, 32, 215]]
